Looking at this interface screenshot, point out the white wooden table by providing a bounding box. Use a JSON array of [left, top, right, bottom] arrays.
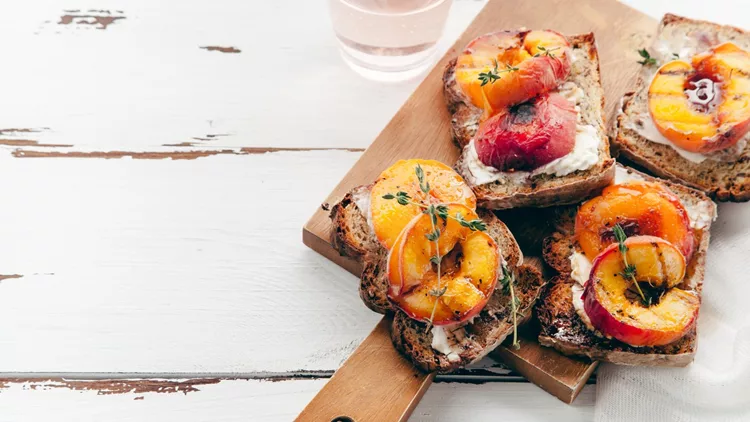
[[0, 1, 743, 420]]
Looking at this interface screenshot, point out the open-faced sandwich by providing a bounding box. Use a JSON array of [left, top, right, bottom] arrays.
[[536, 165, 717, 366], [614, 14, 750, 202], [330, 159, 545, 372], [444, 30, 615, 209]]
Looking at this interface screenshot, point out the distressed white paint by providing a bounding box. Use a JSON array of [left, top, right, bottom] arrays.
[[0, 0, 745, 419], [0, 150, 384, 373], [0, 0, 485, 151], [0, 378, 595, 421]]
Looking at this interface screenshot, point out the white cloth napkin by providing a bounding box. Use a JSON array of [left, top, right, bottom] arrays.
[[595, 202, 750, 421]]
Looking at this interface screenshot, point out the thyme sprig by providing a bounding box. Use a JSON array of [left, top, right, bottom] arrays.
[[381, 164, 487, 328], [499, 265, 521, 350], [478, 60, 520, 86], [637, 48, 657, 66], [613, 224, 649, 306], [534, 45, 560, 58]]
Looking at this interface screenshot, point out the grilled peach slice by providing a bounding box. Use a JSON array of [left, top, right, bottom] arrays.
[[648, 42, 750, 153], [387, 204, 499, 325], [455, 30, 571, 118], [370, 159, 476, 249], [583, 236, 698, 347], [474, 92, 577, 171], [575, 181, 694, 261]]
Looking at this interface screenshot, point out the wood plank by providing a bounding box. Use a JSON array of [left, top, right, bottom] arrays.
[[298, 316, 434, 422], [0, 377, 595, 422], [303, 0, 656, 405], [0, 150, 387, 373], [0, 0, 485, 152]]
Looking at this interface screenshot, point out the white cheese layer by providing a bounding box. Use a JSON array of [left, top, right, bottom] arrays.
[[430, 325, 466, 362], [569, 251, 598, 333], [462, 124, 600, 185], [623, 115, 748, 164], [351, 189, 375, 234], [683, 200, 717, 230]]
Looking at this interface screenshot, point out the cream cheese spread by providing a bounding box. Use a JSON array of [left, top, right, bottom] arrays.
[[623, 115, 748, 164], [430, 325, 466, 362], [569, 251, 598, 333], [351, 189, 375, 234], [462, 124, 600, 185]]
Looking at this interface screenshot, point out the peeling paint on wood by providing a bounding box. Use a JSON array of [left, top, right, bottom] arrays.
[[200, 46, 242, 54], [12, 147, 365, 160], [0, 139, 72, 147], [58, 10, 126, 30], [0, 378, 221, 395]]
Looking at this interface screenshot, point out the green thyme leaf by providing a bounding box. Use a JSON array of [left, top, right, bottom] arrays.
[[430, 255, 441, 266], [426, 229, 440, 242], [637, 48, 657, 66], [429, 286, 448, 297], [382, 193, 395, 200]]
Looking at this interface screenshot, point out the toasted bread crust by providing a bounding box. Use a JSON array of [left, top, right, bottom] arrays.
[[392, 263, 544, 373], [536, 277, 696, 366], [612, 15, 750, 202], [445, 33, 615, 209], [538, 165, 716, 365]]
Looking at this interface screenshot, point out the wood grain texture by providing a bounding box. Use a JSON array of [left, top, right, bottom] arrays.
[[0, 377, 595, 422], [298, 316, 434, 422], [303, 0, 656, 405]]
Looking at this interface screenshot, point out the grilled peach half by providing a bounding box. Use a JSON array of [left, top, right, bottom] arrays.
[[370, 159, 476, 249], [455, 30, 571, 118], [583, 236, 699, 347], [648, 42, 750, 153], [575, 181, 694, 262], [473, 92, 577, 171], [387, 204, 498, 325]]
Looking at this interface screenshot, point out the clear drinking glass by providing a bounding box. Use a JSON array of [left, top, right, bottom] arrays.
[[329, 0, 453, 82]]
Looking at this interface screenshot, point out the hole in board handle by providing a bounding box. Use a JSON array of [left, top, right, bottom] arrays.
[[332, 417, 354, 422]]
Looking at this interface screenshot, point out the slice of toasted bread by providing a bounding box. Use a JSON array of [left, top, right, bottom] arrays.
[[613, 14, 750, 202], [329, 186, 545, 372], [392, 262, 542, 373], [538, 165, 717, 365], [445, 33, 615, 209]]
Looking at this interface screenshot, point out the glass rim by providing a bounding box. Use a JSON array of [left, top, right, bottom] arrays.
[[333, 0, 451, 18]]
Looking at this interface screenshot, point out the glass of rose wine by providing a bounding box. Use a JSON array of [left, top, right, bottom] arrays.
[[329, 0, 453, 82]]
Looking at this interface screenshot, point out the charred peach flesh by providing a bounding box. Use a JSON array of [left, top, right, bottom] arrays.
[[387, 204, 498, 325], [575, 181, 694, 262], [370, 160, 476, 250], [583, 236, 698, 347], [473, 92, 577, 171], [648, 42, 750, 153], [455, 30, 571, 118]]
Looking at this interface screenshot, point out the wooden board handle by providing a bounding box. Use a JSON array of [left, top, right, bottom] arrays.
[[297, 315, 434, 422]]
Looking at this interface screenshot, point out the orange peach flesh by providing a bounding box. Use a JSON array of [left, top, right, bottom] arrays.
[[575, 181, 694, 262], [387, 204, 498, 325], [648, 42, 750, 153], [455, 30, 571, 118], [370, 159, 476, 250], [583, 236, 698, 347]]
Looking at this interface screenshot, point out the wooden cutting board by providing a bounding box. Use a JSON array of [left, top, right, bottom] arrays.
[[302, 0, 657, 419]]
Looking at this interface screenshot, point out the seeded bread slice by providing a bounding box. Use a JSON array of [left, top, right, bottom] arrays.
[[329, 186, 545, 372], [613, 14, 750, 202], [445, 33, 615, 209], [537, 165, 716, 365]]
